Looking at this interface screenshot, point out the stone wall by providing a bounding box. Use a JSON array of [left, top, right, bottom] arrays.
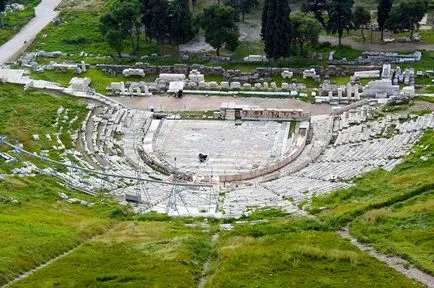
[[96, 63, 383, 78]]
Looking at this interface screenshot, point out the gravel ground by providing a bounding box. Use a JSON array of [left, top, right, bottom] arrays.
[[113, 95, 332, 115]]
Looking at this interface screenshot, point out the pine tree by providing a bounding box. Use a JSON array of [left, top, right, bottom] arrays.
[[261, 0, 291, 61], [377, 0, 392, 41], [326, 0, 353, 46]]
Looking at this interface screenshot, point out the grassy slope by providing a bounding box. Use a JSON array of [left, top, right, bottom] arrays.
[[205, 218, 421, 288], [0, 176, 117, 286], [310, 129, 434, 274], [10, 221, 212, 288], [351, 190, 434, 275], [0, 84, 87, 152], [310, 130, 434, 228]]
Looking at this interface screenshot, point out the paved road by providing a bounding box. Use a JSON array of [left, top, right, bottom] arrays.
[[0, 0, 61, 65], [319, 35, 434, 52]]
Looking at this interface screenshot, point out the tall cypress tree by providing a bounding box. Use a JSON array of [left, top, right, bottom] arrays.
[[377, 0, 392, 41], [261, 0, 291, 61], [0, 0, 5, 29]]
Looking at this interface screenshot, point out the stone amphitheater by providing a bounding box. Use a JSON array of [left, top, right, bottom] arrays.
[[0, 69, 433, 218]]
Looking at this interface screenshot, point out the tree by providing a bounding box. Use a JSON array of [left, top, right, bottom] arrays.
[[200, 5, 239, 56], [386, 0, 428, 40], [99, 12, 126, 56], [377, 0, 392, 41], [105, 29, 124, 56], [240, 0, 258, 22], [261, 0, 292, 61], [112, 0, 142, 52], [353, 6, 370, 42], [223, 0, 240, 22], [290, 12, 322, 55], [146, 0, 170, 43], [302, 0, 329, 29], [326, 0, 354, 45], [99, 0, 142, 54], [0, 0, 5, 29], [168, 0, 196, 52]]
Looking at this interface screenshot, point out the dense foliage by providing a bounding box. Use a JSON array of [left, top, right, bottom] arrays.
[[261, 0, 292, 60], [200, 5, 239, 56], [326, 0, 354, 45], [353, 6, 370, 42], [377, 0, 392, 40]]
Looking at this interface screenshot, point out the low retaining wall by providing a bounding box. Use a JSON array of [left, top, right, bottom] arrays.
[[95, 63, 383, 78], [332, 99, 370, 115]]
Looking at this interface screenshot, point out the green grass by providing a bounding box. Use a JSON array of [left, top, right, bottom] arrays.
[[351, 190, 434, 275], [205, 220, 421, 287], [232, 41, 265, 61], [29, 12, 168, 56], [29, 70, 158, 94], [402, 51, 434, 71], [0, 0, 40, 46], [310, 130, 434, 229], [416, 96, 434, 103], [288, 121, 296, 138], [0, 176, 117, 286], [10, 221, 212, 288], [0, 84, 87, 152]]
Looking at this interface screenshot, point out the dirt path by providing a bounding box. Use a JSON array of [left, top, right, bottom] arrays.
[[0, 0, 61, 65], [337, 225, 434, 288], [319, 35, 434, 52], [113, 95, 332, 116], [198, 233, 219, 288], [1, 222, 120, 288]]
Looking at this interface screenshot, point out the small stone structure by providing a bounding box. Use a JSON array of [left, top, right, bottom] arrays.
[[281, 70, 293, 79], [46, 61, 87, 74], [108, 81, 151, 96], [219, 102, 310, 121], [303, 68, 316, 79], [69, 77, 91, 92], [158, 73, 186, 81], [381, 64, 392, 79], [363, 79, 399, 98], [353, 70, 380, 78], [243, 55, 268, 62], [122, 68, 145, 77], [188, 69, 204, 82]]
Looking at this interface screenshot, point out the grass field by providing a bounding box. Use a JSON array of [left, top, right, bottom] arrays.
[[0, 176, 117, 286], [205, 219, 421, 288], [29, 12, 167, 56], [351, 190, 434, 275], [9, 220, 212, 288], [0, 84, 87, 152]]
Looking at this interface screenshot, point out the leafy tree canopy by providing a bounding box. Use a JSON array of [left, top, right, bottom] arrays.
[[290, 12, 322, 55], [200, 5, 239, 56]]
